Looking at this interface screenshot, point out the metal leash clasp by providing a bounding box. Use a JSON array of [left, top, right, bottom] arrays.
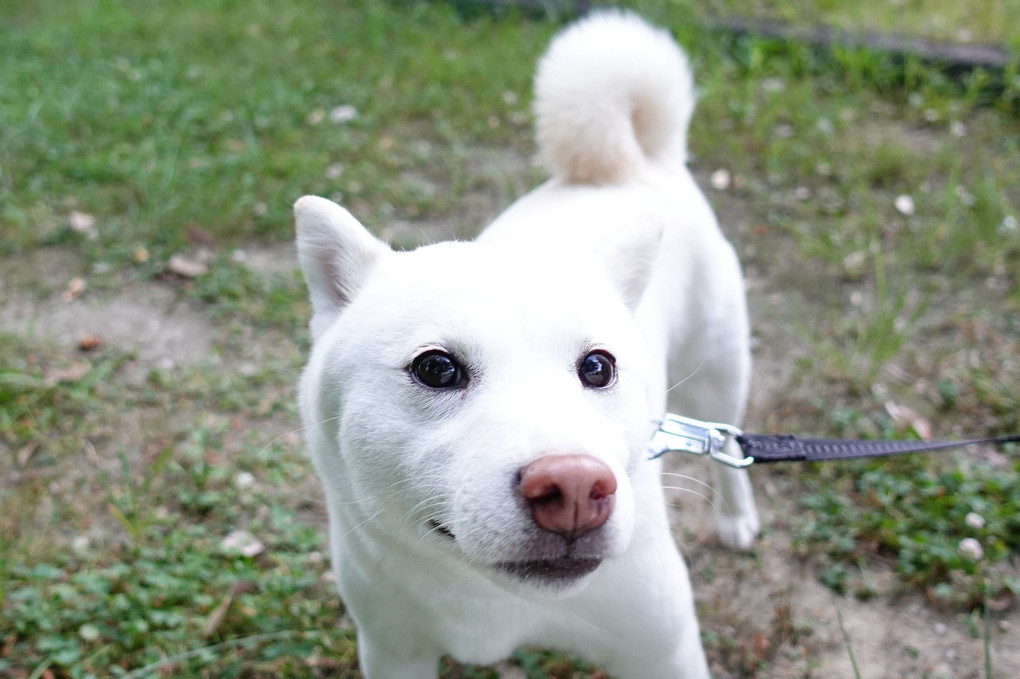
[[648, 413, 754, 469]]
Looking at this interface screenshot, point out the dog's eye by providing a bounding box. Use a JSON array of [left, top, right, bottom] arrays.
[[411, 351, 466, 389], [578, 351, 616, 388]]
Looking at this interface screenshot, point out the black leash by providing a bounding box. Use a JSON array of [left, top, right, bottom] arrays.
[[649, 413, 1020, 467], [735, 432, 1020, 464]]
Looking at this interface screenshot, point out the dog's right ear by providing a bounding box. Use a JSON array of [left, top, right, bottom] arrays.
[[295, 195, 392, 340], [599, 216, 665, 311]]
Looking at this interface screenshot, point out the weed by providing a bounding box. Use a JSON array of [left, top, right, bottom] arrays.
[[833, 602, 863, 679], [3, 526, 353, 678], [189, 255, 308, 329], [794, 453, 1020, 608], [2, 425, 352, 678], [799, 249, 929, 391]]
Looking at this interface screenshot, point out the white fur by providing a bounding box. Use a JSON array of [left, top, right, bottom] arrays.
[[534, 10, 694, 184], [295, 11, 759, 678]]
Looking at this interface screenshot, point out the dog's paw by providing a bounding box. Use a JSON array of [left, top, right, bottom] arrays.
[[709, 459, 760, 550], [713, 506, 760, 551]]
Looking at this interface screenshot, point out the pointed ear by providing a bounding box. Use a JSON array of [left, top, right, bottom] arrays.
[[599, 217, 664, 310], [294, 195, 391, 340]]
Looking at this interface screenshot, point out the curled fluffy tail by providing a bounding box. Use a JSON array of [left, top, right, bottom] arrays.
[[534, 11, 695, 185]]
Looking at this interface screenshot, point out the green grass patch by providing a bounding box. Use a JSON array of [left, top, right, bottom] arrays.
[[3, 498, 354, 679], [0, 0, 547, 268], [795, 454, 1020, 608], [0, 333, 128, 453], [189, 256, 309, 330]]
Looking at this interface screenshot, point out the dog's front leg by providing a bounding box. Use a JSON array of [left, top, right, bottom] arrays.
[[709, 438, 760, 550], [357, 633, 440, 679], [666, 336, 760, 551]]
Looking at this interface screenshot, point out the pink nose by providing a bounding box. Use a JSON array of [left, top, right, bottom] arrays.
[[520, 454, 617, 540]]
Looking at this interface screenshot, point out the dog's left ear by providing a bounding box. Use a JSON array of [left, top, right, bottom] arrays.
[[600, 219, 664, 310], [295, 195, 392, 340]]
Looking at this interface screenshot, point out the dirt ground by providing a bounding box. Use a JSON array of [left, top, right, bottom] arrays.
[[3, 156, 1018, 678]]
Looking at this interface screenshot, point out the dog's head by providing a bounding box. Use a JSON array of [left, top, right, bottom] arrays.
[[296, 195, 663, 597]]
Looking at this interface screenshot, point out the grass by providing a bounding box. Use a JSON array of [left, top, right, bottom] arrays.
[[1, 0, 1019, 677], [794, 454, 1020, 606], [0, 0, 545, 265]]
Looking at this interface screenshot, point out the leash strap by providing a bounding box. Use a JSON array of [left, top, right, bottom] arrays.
[[649, 413, 1020, 468], [735, 432, 1020, 464]]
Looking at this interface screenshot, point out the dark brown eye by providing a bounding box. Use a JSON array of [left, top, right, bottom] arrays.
[[411, 351, 466, 389], [578, 351, 615, 388]]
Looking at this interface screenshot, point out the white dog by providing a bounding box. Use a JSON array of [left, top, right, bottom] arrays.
[[295, 11, 759, 678]]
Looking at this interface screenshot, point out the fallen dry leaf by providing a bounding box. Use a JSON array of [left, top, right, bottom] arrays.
[[62, 277, 86, 301], [45, 361, 92, 385], [885, 401, 934, 440], [68, 211, 97, 239], [77, 334, 102, 352], [201, 580, 257, 638], [307, 108, 326, 125], [220, 530, 264, 558], [16, 442, 39, 468], [894, 194, 916, 216], [330, 104, 357, 123], [167, 254, 209, 278], [185, 225, 215, 247]]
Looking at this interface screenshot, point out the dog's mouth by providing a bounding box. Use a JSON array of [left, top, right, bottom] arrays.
[[428, 520, 603, 582], [496, 557, 602, 582]]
